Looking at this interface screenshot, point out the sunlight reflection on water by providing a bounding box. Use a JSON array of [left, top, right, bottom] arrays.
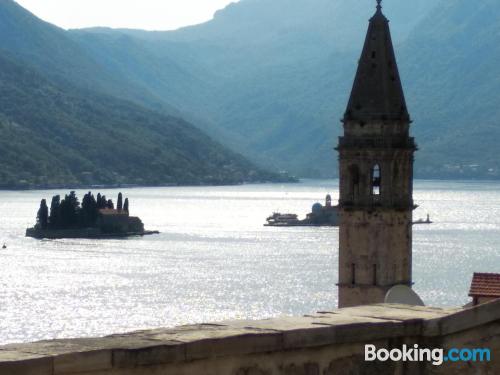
[[0, 179, 499, 344]]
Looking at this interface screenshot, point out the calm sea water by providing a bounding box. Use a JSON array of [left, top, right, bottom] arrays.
[[0, 179, 499, 344]]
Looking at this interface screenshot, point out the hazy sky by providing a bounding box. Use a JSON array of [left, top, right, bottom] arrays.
[[15, 0, 239, 31]]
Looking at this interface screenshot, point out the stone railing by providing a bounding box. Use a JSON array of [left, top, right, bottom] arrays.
[[1, 300, 499, 374]]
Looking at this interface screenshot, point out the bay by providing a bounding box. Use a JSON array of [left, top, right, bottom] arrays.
[[0, 179, 499, 344]]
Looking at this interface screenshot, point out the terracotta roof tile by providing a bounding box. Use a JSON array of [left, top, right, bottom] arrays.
[[469, 273, 500, 298]]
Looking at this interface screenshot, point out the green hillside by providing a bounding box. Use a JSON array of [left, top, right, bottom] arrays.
[[400, 0, 500, 178], [0, 0, 183, 114], [69, 0, 500, 179], [65, 0, 441, 177], [3, 0, 500, 180], [0, 52, 286, 189]]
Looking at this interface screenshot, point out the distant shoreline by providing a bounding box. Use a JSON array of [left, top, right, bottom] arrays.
[[2, 177, 500, 192], [0, 179, 300, 192], [26, 227, 159, 240]]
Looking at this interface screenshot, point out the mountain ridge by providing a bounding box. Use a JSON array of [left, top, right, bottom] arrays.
[[3, 0, 500, 180], [0, 0, 290, 188], [66, 0, 459, 177]]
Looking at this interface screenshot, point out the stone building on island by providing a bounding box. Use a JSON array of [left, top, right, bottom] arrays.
[[336, 0, 417, 308], [97, 208, 145, 235]]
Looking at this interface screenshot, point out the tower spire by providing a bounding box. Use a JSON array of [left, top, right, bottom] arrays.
[[343, 0, 409, 123]]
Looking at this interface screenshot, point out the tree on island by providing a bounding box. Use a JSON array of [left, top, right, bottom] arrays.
[[58, 191, 80, 228], [37, 199, 49, 230], [96, 194, 109, 210], [117, 193, 123, 211], [100, 195, 107, 209], [81, 192, 98, 226], [34, 191, 133, 231], [48, 195, 61, 228], [96, 193, 103, 209]]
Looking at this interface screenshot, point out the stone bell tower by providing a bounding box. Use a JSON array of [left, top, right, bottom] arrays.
[[337, 0, 417, 308]]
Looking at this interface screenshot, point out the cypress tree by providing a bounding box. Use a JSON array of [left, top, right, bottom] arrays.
[[123, 198, 129, 212], [81, 192, 99, 226], [37, 199, 49, 230], [49, 195, 61, 229], [59, 192, 80, 228], [89, 193, 98, 222], [117, 193, 123, 211]]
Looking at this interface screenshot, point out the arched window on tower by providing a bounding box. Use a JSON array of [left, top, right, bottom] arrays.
[[349, 165, 360, 201], [371, 164, 381, 196]]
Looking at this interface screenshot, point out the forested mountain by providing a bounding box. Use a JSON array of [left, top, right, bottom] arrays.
[[70, 0, 500, 179], [0, 0, 184, 114], [0, 1, 287, 188], [68, 0, 441, 177], [399, 0, 500, 178], [3, 0, 500, 182]]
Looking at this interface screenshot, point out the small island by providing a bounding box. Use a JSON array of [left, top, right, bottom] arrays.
[[26, 191, 159, 239]]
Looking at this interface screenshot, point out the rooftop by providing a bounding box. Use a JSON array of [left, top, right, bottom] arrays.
[[469, 272, 500, 298], [98, 209, 129, 216]]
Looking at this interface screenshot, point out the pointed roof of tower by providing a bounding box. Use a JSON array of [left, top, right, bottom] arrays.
[[344, 0, 409, 122]]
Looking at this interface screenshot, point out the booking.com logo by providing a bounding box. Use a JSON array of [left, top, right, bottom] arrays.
[[365, 344, 491, 366]]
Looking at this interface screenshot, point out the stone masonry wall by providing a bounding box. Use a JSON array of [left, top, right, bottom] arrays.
[[0, 300, 499, 375]]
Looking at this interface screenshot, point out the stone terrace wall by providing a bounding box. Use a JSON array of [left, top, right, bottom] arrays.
[[0, 300, 499, 375]]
